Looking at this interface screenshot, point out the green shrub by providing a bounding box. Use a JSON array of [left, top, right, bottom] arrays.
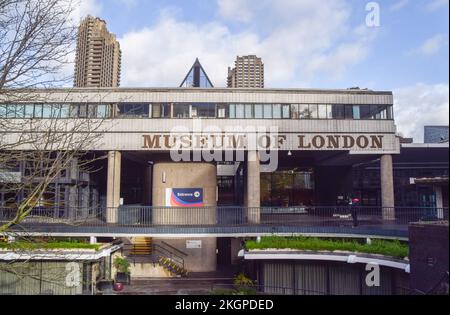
[[113, 257, 131, 274], [245, 236, 408, 259]]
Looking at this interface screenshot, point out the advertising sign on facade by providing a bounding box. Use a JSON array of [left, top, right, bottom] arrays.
[[165, 188, 204, 207], [186, 240, 202, 249]]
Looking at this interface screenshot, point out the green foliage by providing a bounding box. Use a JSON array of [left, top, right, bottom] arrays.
[[233, 273, 255, 288], [0, 239, 99, 250], [245, 236, 408, 259], [113, 257, 131, 274]]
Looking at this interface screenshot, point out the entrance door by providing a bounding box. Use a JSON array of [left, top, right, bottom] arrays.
[[217, 238, 232, 266]]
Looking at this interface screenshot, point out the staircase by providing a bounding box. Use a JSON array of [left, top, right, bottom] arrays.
[[157, 255, 188, 277], [130, 237, 153, 256], [126, 238, 188, 277]]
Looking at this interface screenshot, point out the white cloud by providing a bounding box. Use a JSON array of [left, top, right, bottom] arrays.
[[389, 0, 409, 12], [120, 0, 376, 87], [408, 34, 449, 56], [217, 0, 253, 23], [426, 0, 449, 11], [71, 0, 103, 24], [394, 83, 449, 142]]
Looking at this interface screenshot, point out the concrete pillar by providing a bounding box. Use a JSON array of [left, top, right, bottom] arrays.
[[68, 159, 79, 220], [434, 185, 444, 219], [246, 151, 260, 224], [106, 151, 121, 224], [380, 154, 395, 220], [143, 164, 152, 206]]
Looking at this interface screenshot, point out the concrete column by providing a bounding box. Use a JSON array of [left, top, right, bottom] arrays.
[[434, 185, 444, 219], [106, 151, 121, 224], [380, 154, 395, 220], [68, 159, 79, 220], [246, 151, 260, 224], [143, 164, 152, 206]]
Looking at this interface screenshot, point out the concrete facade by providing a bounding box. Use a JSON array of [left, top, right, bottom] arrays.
[[381, 154, 395, 220], [246, 151, 261, 223], [152, 162, 217, 225], [106, 151, 121, 223], [74, 16, 121, 88]]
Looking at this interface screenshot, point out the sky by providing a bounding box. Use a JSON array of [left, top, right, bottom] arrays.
[[72, 0, 449, 142]]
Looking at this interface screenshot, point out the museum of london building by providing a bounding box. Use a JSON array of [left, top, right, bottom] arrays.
[[1, 83, 427, 273]]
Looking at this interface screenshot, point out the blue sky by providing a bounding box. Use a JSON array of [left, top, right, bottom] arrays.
[[75, 0, 449, 141]]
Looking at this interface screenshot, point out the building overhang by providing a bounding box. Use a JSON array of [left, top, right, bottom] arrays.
[[243, 250, 410, 273]]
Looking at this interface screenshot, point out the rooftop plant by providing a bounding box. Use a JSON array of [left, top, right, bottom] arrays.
[[245, 236, 408, 259]]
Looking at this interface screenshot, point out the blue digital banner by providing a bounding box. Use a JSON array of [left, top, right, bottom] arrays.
[[165, 188, 204, 207]]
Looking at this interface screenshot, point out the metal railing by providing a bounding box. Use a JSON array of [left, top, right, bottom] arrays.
[[123, 243, 186, 270], [0, 205, 448, 229]]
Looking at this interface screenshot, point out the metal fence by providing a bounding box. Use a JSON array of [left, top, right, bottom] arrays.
[[0, 205, 448, 229]]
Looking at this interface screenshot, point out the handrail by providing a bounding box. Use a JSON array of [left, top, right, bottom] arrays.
[[161, 241, 188, 257], [152, 244, 185, 268]]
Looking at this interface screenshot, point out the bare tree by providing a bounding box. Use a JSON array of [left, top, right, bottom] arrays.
[[0, 0, 76, 89], [0, 0, 107, 232]]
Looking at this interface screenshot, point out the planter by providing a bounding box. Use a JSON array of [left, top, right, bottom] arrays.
[[97, 280, 114, 293], [115, 272, 131, 285]]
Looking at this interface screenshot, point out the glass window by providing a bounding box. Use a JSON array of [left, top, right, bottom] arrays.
[[387, 106, 393, 120], [151, 103, 170, 118], [282, 104, 290, 119], [353, 105, 361, 120], [52, 104, 62, 118], [24, 104, 34, 118], [326, 105, 333, 119], [344, 105, 353, 119], [309, 104, 318, 119], [291, 104, 299, 119], [254, 104, 263, 119], [5, 105, 15, 118], [273, 104, 282, 119], [318, 105, 328, 119], [42, 104, 54, 118], [245, 104, 253, 118], [34, 104, 43, 118], [0, 104, 7, 118], [263, 104, 272, 118], [217, 104, 228, 118], [173, 104, 190, 118], [117, 103, 149, 118], [235, 104, 245, 118], [15, 104, 25, 118], [379, 105, 388, 119], [360, 105, 371, 119], [370, 105, 379, 119], [298, 104, 310, 119], [191, 103, 215, 118], [229, 104, 236, 118], [97, 105, 109, 118], [331, 104, 345, 119], [60, 104, 70, 118], [78, 104, 88, 118]]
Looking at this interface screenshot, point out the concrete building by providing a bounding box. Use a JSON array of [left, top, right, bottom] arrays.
[[227, 55, 264, 88], [74, 15, 121, 88], [1, 86, 401, 273]]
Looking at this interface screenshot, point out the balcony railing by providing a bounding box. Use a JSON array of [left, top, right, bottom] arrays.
[[0, 206, 448, 229]]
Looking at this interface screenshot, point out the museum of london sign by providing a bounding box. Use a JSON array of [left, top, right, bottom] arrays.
[[141, 133, 385, 151]]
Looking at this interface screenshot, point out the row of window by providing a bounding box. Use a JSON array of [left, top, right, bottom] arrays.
[[0, 104, 110, 118], [0, 103, 394, 120]]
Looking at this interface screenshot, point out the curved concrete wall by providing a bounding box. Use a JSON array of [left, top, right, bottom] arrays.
[[152, 162, 217, 225]]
